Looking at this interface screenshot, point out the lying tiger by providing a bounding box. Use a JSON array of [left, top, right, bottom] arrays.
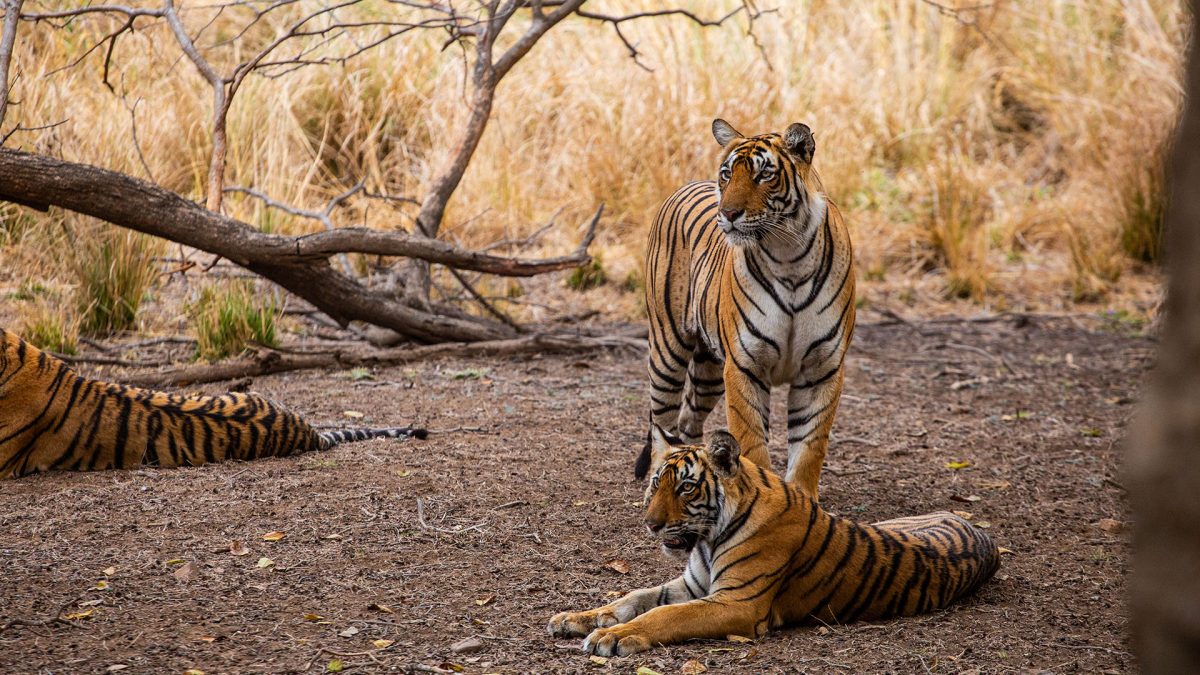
[[551, 427, 999, 656], [0, 327, 426, 478], [639, 119, 856, 500]]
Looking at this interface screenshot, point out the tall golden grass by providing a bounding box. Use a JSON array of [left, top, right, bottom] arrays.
[[0, 0, 1187, 333]]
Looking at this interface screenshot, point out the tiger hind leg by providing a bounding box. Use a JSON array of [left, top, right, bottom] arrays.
[[636, 340, 691, 478]]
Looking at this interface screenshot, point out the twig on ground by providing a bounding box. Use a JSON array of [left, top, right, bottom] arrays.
[[835, 436, 880, 447], [416, 498, 485, 535], [0, 594, 84, 633], [120, 333, 645, 388], [937, 341, 1020, 375], [54, 354, 172, 368]]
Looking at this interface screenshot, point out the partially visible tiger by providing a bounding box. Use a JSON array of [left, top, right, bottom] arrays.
[[638, 119, 856, 500], [553, 427, 999, 656], [0, 328, 426, 478]]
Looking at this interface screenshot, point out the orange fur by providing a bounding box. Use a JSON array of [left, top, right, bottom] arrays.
[[638, 120, 855, 499], [554, 429, 999, 656], [0, 328, 424, 478]]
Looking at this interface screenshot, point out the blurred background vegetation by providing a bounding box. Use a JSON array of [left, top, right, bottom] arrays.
[[0, 0, 1186, 356]]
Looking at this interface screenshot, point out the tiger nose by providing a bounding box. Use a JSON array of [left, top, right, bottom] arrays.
[[644, 519, 664, 533], [721, 208, 743, 222]]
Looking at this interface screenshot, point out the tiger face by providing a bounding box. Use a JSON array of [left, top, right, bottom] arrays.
[[711, 118, 817, 247], [643, 426, 740, 559]]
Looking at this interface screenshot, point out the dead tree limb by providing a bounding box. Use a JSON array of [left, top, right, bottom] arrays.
[[0, 0, 22, 131], [0, 147, 598, 343], [120, 333, 645, 387]]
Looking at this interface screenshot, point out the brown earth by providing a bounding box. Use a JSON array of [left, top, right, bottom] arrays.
[[0, 316, 1151, 674]]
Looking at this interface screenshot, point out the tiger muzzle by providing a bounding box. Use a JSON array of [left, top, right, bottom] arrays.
[[660, 529, 700, 551]]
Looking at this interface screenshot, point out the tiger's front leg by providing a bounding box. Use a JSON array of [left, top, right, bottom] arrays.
[[722, 357, 771, 470], [548, 576, 692, 638], [581, 595, 762, 657], [785, 366, 845, 500]]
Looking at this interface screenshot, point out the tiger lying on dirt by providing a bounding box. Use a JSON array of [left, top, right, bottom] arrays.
[[550, 427, 999, 656], [0, 327, 426, 478]]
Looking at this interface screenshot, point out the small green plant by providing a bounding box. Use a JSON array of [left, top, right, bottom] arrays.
[[565, 255, 607, 291], [8, 280, 52, 302], [1098, 308, 1146, 336], [340, 367, 375, 381], [189, 282, 280, 361], [620, 268, 644, 294], [73, 229, 161, 336], [20, 308, 78, 355]]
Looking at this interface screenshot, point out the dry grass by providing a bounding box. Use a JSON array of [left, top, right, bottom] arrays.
[[0, 0, 1186, 333], [71, 228, 163, 336], [188, 281, 281, 362]]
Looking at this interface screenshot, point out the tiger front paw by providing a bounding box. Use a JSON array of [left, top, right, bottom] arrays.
[[547, 609, 620, 638], [582, 626, 653, 657]]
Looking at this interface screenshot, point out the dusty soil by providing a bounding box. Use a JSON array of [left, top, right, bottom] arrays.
[[0, 317, 1151, 674]]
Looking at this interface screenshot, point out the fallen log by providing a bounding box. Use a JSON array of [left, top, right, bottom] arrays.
[[0, 148, 600, 344], [121, 333, 646, 388]]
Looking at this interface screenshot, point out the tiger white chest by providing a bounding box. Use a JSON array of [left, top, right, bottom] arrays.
[[708, 195, 845, 384]]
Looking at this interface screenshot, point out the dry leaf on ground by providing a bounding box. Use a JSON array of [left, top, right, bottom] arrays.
[[173, 562, 199, 583], [604, 559, 631, 574]]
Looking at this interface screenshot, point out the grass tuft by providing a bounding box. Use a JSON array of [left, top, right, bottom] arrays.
[[19, 308, 78, 355], [189, 282, 280, 362], [565, 255, 607, 292], [1119, 148, 1167, 264], [72, 229, 161, 336]]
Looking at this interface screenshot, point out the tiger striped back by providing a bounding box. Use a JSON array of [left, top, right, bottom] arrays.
[[0, 328, 425, 478], [639, 119, 855, 500], [550, 428, 999, 656]]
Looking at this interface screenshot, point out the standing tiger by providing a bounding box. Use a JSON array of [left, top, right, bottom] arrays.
[[637, 119, 855, 499], [0, 328, 426, 478], [551, 428, 999, 656]]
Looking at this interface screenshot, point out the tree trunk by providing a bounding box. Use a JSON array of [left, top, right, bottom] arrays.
[[1127, 19, 1200, 673]]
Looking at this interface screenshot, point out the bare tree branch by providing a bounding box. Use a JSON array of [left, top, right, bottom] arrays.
[[162, 0, 230, 211], [573, 4, 760, 69], [227, 179, 366, 275], [0, 0, 23, 132], [9, 0, 766, 342]]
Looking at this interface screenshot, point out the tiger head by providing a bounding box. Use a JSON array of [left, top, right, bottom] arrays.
[[711, 118, 820, 247], [642, 426, 745, 559]]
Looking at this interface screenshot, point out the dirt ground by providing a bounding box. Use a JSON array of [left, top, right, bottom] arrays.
[[0, 316, 1151, 674]]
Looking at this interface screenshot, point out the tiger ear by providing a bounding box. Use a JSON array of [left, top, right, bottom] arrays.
[[783, 123, 815, 164], [712, 119, 744, 147], [637, 424, 683, 477], [706, 429, 742, 477]]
